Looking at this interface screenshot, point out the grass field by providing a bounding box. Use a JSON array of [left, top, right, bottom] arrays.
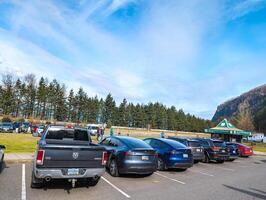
[[0, 133, 38, 153], [244, 142, 266, 152], [1, 132, 265, 154]]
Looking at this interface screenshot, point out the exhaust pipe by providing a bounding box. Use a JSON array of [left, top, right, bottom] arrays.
[[45, 176, 51, 182]]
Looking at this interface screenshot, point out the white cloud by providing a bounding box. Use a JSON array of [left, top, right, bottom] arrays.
[[0, 0, 265, 119]]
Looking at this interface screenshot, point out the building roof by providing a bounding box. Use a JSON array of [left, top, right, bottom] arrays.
[[204, 119, 252, 136]]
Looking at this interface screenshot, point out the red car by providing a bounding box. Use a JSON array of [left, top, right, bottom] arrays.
[[236, 143, 253, 157]]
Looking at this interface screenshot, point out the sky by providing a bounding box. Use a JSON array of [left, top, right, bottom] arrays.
[[0, 0, 266, 119]]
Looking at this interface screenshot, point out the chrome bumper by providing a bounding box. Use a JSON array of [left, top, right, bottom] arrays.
[[34, 168, 105, 179]]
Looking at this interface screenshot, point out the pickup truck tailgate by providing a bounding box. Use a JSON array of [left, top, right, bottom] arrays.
[[41, 144, 105, 168]]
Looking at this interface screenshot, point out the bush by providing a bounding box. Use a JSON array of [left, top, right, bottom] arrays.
[[2, 117, 12, 123]]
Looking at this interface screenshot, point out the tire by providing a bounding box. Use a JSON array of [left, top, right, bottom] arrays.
[[87, 177, 100, 186], [217, 160, 224, 164], [109, 159, 119, 177], [194, 160, 199, 164], [229, 159, 235, 162], [31, 171, 43, 188], [157, 157, 166, 171]]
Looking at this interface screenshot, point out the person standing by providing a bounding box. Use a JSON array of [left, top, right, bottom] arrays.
[[96, 126, 101, 141]]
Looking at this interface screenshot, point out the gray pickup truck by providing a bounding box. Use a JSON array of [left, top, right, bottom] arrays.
[[31, 125, 107, 188]]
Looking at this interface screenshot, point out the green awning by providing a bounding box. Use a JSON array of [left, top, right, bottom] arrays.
[[204, 119, 252, 136]]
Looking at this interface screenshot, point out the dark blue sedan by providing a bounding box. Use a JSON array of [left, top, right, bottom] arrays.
[[144, 138, 193, 170], [99, 136, 157, 177]]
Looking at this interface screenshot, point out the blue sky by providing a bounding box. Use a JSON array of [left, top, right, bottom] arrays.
[[0, 0, 266, 119]]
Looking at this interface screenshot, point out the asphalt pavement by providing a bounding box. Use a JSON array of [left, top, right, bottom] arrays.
[[0, 156, 266, 200]]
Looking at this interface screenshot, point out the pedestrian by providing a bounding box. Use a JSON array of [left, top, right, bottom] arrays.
[[101, 127, 105, 140], [160, 132, 165, 138], [96, 126, 100, 141]]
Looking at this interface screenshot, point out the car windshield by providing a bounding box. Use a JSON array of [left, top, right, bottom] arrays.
[[91, 126, 98, 130], [120, 137, 152, 149], [213, 141, 226, 147], [188, 141, 201, 147], [45, 129, 89, 141]]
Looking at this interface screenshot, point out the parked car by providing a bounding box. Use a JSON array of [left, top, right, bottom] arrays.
[[99, 136, 157, 177], [32, 125, 46, 137], [0, 145, 5, 170], [235, 143, 253, 157], [21, 122, 31, 133], [168, 137, 204, 163], [225, 142, 239, 161], [194, 138, 229, 163], [31, 125, 107, 188], [144, 138, 193, 171], [0, 122, 13, 133], [87, 124, 100, 136]]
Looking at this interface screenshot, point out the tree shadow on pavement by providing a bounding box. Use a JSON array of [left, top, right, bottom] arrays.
[[249, 188, 266, 195], [223, 185, 266, 200]]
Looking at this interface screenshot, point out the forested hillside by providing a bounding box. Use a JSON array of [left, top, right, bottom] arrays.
[[0, 74, 212, 132], [212, 84, 266, 133]]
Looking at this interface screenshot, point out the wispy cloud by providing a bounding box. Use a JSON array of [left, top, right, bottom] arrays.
[[0, 0, 266, 119]]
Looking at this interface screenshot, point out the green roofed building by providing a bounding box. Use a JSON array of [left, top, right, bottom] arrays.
[[204, 118, 252, 142]]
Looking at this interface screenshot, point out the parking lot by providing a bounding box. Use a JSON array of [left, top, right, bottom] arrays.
[[0, 156, 265, 200]]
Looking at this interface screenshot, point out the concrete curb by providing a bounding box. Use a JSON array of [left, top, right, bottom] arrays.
[[253, 151, 266, 156], [5, 153, 34, 162]]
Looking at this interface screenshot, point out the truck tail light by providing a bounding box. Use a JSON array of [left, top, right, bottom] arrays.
[[36, 150, 45, 165], [102, 151, 107, 165]]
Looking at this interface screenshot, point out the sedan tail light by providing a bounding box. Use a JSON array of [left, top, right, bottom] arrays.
[[36, 150, 45, 165], [211, 147, 221, 151], [102, 151, 107, 165]]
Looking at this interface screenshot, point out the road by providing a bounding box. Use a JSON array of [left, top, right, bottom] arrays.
[[0, 156, 265, 200]]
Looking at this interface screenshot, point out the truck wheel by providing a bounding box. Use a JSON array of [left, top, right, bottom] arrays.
[[87, 177, 100, 186], [157, 158, 166, 171], [109, 159, 119, 177], [31, 171, 43, 188]]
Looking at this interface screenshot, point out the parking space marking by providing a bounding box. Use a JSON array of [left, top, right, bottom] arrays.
[[101, 176, 131, 198], [154, 172, 186, 185], [189, 169, 214, 177], [21, 164, 26, 200]]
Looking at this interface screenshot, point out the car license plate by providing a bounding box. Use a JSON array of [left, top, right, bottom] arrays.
[[183, 154, 188, 158], [141, 156, 149, 160], [222, 150, 225, 153], [196, 149, 200, 152], [67, 168, 79, 176]]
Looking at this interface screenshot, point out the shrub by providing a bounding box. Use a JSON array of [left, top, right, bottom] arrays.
[[2, 117, 12, 123]]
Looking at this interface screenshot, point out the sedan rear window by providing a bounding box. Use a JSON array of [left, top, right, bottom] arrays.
[[188, 141, 201, 147], [120, 137, 152, 149], [213, 141, 226, 147], [45, 129, 90, 141]]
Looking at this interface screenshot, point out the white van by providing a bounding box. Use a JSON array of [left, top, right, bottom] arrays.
[[87, 124, 100, 136]]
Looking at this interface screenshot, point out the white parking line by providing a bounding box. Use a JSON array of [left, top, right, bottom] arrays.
[[154, 172, 186, 184], [101, 176, 131, 198], [21, 164, 26, 200], [189, 169, 214, 177]]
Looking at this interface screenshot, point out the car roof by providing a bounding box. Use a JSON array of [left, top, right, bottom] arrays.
[[168, 137, 199, 142]]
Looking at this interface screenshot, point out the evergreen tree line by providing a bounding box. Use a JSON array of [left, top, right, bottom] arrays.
[[0, 74, 213, 132]]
